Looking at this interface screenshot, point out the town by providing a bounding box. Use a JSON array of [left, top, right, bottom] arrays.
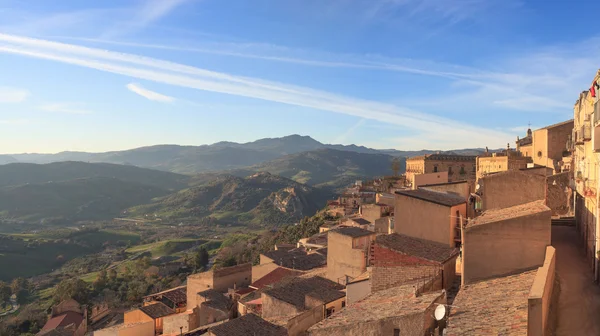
[[34, 70, 600, 336]]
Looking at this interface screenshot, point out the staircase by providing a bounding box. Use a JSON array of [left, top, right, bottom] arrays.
[[551, 217, 576, 226]]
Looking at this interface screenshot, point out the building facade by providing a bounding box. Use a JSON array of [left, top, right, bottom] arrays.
[[405, 154, 476, 184]]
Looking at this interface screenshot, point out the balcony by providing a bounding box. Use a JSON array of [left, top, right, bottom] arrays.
[[575, 129, 584, 145], [583, 123, 592, 141]]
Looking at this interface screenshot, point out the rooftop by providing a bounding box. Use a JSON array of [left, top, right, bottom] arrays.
[[250, 267, 303, 290], [350, 217, 371, 225], [209, 313, 287, 336], [375, 233, 459, 263], [308, 284, 442, 331], [420, 180, 468, 187], [468, 200, 549, 228], [139, 302, 175, 319], [407, 153, 476, 161], [446, 270, 537, 336], [262, 249, 327, 271], [264, 276, 344, 310], [39, 311, 84, 334], [198, 289, 230, 312], [145, 285, 187, 305], [538, 119, 574, 130], [329, 226, 375, 238], [348, 270, 370, 284], [94, 321, 152, 332], [306, 287, 346, 304], [395, 188, 466, 207]]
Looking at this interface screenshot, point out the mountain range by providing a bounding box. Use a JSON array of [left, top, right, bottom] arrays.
[[1, 135, 486, 174]]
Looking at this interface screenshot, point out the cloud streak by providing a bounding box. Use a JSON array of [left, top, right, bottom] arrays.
[[0, 87, 29, 103], [40, 102, 92, 114], [0, 33, 513, 149], [126, 83, 174, 102]]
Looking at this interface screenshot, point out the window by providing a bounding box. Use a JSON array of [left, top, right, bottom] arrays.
[[448, 166, 453, 175], [537, 151, 543, 158], [393, 329, 400, 336], [433, 165, 438, 173], [342, 301, 346, 308], [326, 307, 335, 317]]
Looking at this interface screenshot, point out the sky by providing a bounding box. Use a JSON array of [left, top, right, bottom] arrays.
[[0, 0, 598, 154]]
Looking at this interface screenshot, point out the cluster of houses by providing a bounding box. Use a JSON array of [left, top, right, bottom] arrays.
[[39, 69, 600, 336]]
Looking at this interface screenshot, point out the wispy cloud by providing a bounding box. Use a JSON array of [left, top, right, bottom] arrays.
[[101, 0, 191, 38], [0, 33, 514, 149], [40, 102, 92, 115], [333, 118, 366, 144], [126, 83, 174, 103], [0, 87, 29, 103]]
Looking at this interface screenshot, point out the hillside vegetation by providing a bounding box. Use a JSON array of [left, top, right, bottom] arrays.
[[128, 172, 332, 226]]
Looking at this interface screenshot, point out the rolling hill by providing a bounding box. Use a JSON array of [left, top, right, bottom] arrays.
[[0, 162, 190, 222], [127, 172, 333, 226]]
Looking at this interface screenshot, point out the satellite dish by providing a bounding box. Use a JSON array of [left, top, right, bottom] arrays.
[[434, 304, 447, 321]]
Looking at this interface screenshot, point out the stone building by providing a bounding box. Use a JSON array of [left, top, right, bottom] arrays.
[[370, 233, 459, 293], [39, 299, 87, 336], [461, 200, 551, 285], [531, 119, 574, 173], [516, 127, 533, 157], [308, 283, 446, 336], [359, 203, 392, 223], [261, 276, 345, 320], [476, 150, 531, 180], [162, 307, 200, 335], [196, 289, 232, 326], [474, 170, 546, 212], [571, 72, 600, 281], [186, 263, 252, 309], [124, 302, 175, 335], [93, 321, 154, 336], [326, 227, 377, 283], [143, 286, 187, 313], [405, 154, 476, 183], [207, 313, 287, 336], [394, 189, 466, 248], [410, 171, 448, 189], [447, 246, 556, 336]]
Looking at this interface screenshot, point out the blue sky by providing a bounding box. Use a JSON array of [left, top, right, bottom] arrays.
[[0, 0, 597, 153]]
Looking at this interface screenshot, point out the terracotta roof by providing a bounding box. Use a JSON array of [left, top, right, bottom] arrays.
[[262, 249, 326, 271], [420, 180, 468, 187], [468, 200, 550, 228], [94, 322, 152, 333], [308, 284, 443, 332], [250, 267, 303, 290], [40, 311, 84, 333], [395, 189, 466, 207], [235, 287, 256, 296], [209, 313, 287, 336], [375, 233, 459, 263], [264, 276, 344, 310], [139, 302, 175, 319], [329, 226, 375, 238], [446, 270, 537, 336], [159, 287, 187, 305]]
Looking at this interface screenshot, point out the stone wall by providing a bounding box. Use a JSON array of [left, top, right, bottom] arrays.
[[163, 307, 199, 335], [123, 309, 153, 325], [371, 244, 440, 292], [422, 181, 470, 201], [326, 231, 371, 283], [346, 279, 371, 305], [528, 246, 556, 336], [462, 206, 551, 285], [198, 304, 228, 326], [546, 172, 571, 216], [287, 306, 324, 336], [479, 171, 546, 211], [394, 195, 451, 246], [412, 172, 448, 189], [261, 293, 302, 319], [187, 264, 252, 309], [252, 262, 280, 282]]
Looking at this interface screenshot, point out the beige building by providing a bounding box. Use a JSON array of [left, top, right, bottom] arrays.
[[358, 203, 392, 223], [186, 263, 252, 309], [411, 171, 448, 189], [326, 227, 377, 283], [394, 189, 467, 248], [476, 150, 531, 180], [516, 128, 533, 157], [93, 321, 154, 336], [531, 119, 574, 173], [461, 200, 551, 285], [406, 153, 476, 183], [308, 284, 446, 336], [124, 302, 175, 335], [571, 72, 600, 280], [475, 170, 546, 212], [370, 233, 459, 293]]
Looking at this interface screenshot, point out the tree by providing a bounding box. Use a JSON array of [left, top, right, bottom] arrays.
[[93, 269, 108, 291], [0, 281, 10, 305], [108, 268, 118, 282], [10, 278, 27, 295], [53, 279, 89, 304], [194, 247, 210, 271]]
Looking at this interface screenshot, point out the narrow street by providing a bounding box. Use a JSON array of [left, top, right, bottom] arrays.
[[552, 225, 600, 335]]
